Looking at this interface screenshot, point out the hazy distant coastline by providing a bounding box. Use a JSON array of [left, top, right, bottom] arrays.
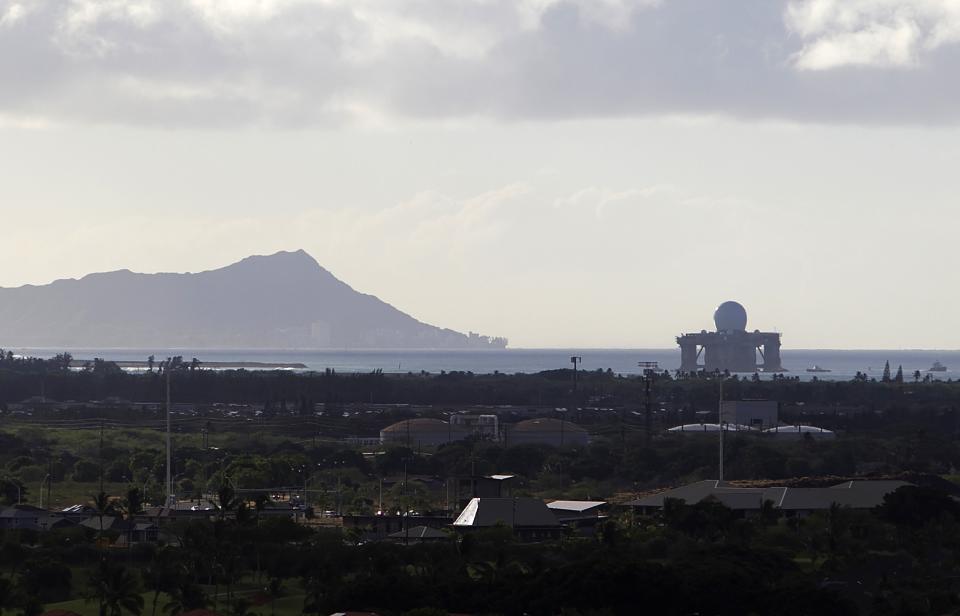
[[14, 347, 960, 381]]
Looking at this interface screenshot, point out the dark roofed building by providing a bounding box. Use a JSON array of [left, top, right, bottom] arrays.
[[453, 497, 562, 541], [547, 500, 608, 536], [506, 418, 588, 447], [0, 504, 46, 530], [386, 525, 450, 543], [627, 479, 911, 518]]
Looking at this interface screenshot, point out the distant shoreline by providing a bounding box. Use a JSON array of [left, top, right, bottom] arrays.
[[68, 359, 309, 370]]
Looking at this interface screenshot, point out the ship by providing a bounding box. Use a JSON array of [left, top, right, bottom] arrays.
[[928, 361, 947, 372], [806, 365, 831, 373]]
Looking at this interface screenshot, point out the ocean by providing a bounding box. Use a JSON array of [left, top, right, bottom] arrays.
[[13, 347, 960, 381]]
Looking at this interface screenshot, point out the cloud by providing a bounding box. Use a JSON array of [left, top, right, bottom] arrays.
[[786, 0, 960, 70], [3, 0, 960, 126]]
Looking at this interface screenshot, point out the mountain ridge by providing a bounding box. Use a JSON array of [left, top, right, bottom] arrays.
[[0, 250, 507, 350]]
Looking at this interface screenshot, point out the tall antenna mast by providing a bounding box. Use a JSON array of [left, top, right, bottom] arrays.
[[718, 376, 724, 482], [166, 360, 172, 508]]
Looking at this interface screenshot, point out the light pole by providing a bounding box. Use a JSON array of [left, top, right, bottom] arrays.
[[718, 376, 725, 482], [639, 361, 659, 445], [39, 474, 51, 509], [166, 360, 173, 508]]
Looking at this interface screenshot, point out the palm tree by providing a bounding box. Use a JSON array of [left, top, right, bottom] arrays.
[[92, 491, 117, 548], [216, 483, 240, 521], [86, 561, 145, 616], [145, 547, 184, 616], [162, 582, 207, 616]]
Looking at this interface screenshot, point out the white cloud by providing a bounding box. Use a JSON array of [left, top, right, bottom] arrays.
[[0, 2, 26, 27], [787, 0, 960, 69]]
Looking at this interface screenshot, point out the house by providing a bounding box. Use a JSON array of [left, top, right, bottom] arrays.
[[58, 504, 98, 523], [386, 525, 450, 543], [0, 504, 46, 530], [342, 514, 453, 542], [626, 479, 911, 518], [39, 515, 77, 531], [546, 500, 608, 535], [452, 497, 563, 541], [79, 515, 133, 534]]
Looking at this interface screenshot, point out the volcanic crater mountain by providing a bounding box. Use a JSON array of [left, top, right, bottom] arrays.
[[0, 250, 507, 349]]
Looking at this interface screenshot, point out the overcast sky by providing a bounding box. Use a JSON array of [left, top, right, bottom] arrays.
[[2, 0, 960, 349]]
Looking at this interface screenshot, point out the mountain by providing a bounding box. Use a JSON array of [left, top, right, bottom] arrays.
[[0, 250, 508, 350]]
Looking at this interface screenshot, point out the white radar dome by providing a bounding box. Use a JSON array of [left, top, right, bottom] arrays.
[[714, 301, 748, 332]]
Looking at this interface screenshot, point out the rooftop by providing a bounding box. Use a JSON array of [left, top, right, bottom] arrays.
[[453, 498, 560, 528]]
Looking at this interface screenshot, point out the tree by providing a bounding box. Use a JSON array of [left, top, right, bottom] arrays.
[[124, 487, 144, 517], [0, 478, 24, 505], [21, 558, 72, 603], [879, 485, 960, 528], [895, 365, 904, 383], [882, 361, 891, 382], [52, 352, 73, 371], [86, 561, 145, 616], [162, 583, 207, 616], [216, 483, 240, 521], [266, 578, 284, 616], [147, 356, 155, 373], [0, 577, 14, 616], [144, 547, 182, 616]]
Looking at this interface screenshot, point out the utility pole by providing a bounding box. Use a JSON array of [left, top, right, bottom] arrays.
[[570, 356, 582, 392], [639, 362, 659, 446], [99, 420, 104, 495], [718, 376, 725, 482], [166, 360, 173, 508]]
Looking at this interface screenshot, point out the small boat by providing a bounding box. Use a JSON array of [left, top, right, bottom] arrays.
[[928, 361, 948, 372], [806, 365, 832, 373]]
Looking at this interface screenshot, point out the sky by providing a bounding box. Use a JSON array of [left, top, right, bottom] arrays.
[[2, 0, 960, 349]]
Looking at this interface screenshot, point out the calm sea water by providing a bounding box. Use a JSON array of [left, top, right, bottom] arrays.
[[14, 347, 960, 381]]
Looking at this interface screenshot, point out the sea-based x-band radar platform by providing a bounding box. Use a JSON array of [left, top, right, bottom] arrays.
[[676, 301, 783, 373]]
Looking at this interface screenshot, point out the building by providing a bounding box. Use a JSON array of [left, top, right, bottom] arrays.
[[721, 400, 779, 429], [452, 497, 563, 541], [450, 413, 499, 440], [667, 423, 756, 434], [386, 525, 450, 544], [547, 500, 608, 536], [342, 514, 453, 542], [379, 418, 467, 448], [627, 479, 909, 518], [0, 504, 46, 530], [505, 418, 589, 448], [764, 425, 836, 439], [379, 415, 502, 448], [676, 301, 783, 373], [457, 474, 515, 501]]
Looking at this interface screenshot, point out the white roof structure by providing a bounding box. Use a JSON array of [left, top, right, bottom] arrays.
[[453, 497, 559, 528], [764, 425, 835, 438], [546, 500, 606, 513], [667, 423, 755, 433]]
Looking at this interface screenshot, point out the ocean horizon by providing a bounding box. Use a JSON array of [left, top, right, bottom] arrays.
[[11, 347, 960, 381]]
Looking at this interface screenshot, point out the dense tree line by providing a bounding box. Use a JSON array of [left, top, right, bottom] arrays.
[[4, 483, 960, 614]]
